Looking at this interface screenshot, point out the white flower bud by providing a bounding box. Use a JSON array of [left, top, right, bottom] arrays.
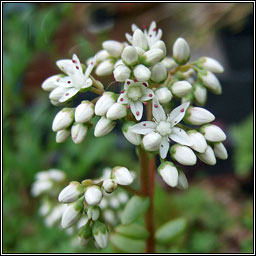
[[161, 57, 176, 69], [42, 75, 60, 92], [48, 169, 66, 181], [102, 40, 124, 58], [95, 59, 114, 76], [177, 170, 189, 190], [102, 179, 118, 193], [49, 86, 66, 101], [31, 180, 53, 197], [122, 122, 141, 146], [158, 161, 178, 187], [61, 199, 84, 228], [75, 101, 94, 123], [106, 103, 127, 120], [71, 123, 88, 144], [150, 63, 167, 83], [199, 71, 222, 94], [111, 166, 134, 186], [113, 65, 131, 82], [171, 80, 192, 98], [94, 116, 116, 137], [56, 129, 70, 143], [142, 48, 165, 66], [52, 108, 74, 132], [78, 222, 92, 247], [92, 221, 109, 249], [135, 46, 145, 56], [109, 197, 120, 209], [150, 40, 167, 56], [87, 206, 101, 221], [213, 142, 228, 160], [114, 59, 124, 68], [132, 29, 148, 50], [187, 130, 208, 153], [45, 205, 66, 227], [84, 186, 103, 205], [200, 57, 224, 73], [142, 132, 162, 151], [194, 84, 207, 106], [95, 92, 116, 116], [197, 145, 216, 165], [95, 50, 111, 63], [121, 46, 139, 66], [200, 124, 226, 142], [155, 87, 173, 104], [170, 144, 197, 166], [173, 37, 190, 65], [184, 107, 215, 125], [58, 181, 84, 203], [133, 64, 151, 81]]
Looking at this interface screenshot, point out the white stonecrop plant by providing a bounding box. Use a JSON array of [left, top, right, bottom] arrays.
[[39, 21, 228, 250]]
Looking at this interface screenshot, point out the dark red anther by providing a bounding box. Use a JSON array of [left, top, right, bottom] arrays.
[[120, 90, 124, 93], [154, 104, 158, 108], [126, 105, 130, 109], [76, 66, 79, 70], [72, 60, 77, 63], [143, 83, 147, 87], [127, 81, 131, 85], [136, 111, 140, 116], [180, 108, 184, 113], [90, 62, 94, 65], [149, 94, 153, 97], [143, 102, 148, 106], [143, 123, 146, 126], [142, 25, 147, 30], [153, 27, 157, 31], [65, 93, 69, 96], [120, 98, 124, 102], [134, 78, 137, 82], [67, 81, 71, 84], [149, 34, 152, 37]]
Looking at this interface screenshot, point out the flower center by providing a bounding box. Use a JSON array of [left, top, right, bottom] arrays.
[[156, 121, 172, 136], [127, 85, 142, 101]]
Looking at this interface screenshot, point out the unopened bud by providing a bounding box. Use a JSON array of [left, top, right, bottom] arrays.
[[133, 64, 151, 82], [78, 222, 92, 247], [75, 101, 94, 123], [132, 29, 148, 50], [197, 145, 216, 165], [71, 123, 88, 144], [194, 83, 207, 106], [102, 179, 118, 193], [161, 57, 176, 69], [95, 59, 114, 76], [102, 40, 124, 58], [184, 107, 215, 125], [213, 142, 228, 160], [199, 71, 222, 95], [84, 186, 102, 205], [56, 129, 70, 143], [58, 181, 85, 203], [173, 37, 190, 65], [95, 92, 116, 116], [170, 144, 197, 166], [187, 130, 207, 153], [142, 48, 165, 66], [52, 108, 74, 132], [199, 57, 224, 73], [177, 170, 189, 190], [111, 166, 134, 186], [106, 103, 127, 120], [158, 161, 178, 187], [87, 205, 101, 221], [95, 50, 111, 63], [171, 80, 192, 98], [42, 75, 61, 92], [150, 40, 167, 56], [94, 116, 116, 137], [113, 65, 131, 82], [150, 63, 167, 83], [142, 132, 162, 151], [121, 46, 139, 66], [200, 124, 226, 142], [122, 122, 141, 145], [155, 87, 173, 104], [92, 221, 109, 249]]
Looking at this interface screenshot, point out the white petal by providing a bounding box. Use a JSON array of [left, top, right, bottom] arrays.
[[169, 127, 192, 146], [131, 23, 139, 32], [59, 88, 79, 102], [125, 33, 133, 44], [148, 21, 156, 34], [85, 56, 96, 78], [81, 78, 93, 89], [141, 88, 154, 101], [160, 137, 169, 159], [124, 79, 134, 90], [167, 102, 190, 126], [117, 93, 129, 104], [56, 59, 74, 75], [152, 98, 166, 122], [130, 121, 156, 135], [57, 76, 74, 88], [130, 101, 143, 121]]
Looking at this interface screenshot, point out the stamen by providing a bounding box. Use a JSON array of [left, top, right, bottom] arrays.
[[120, 98, 124, 102], [149, 94, 153, 97], [90, 62, 94, 65], [143, 123, 146, 126], [76, 66, 79, 70], [67, 81, 71, 84], [72, 60, 77, 63], [154, 104, 158, 108], [136, 111, 140, 116], [134, 78, 138, 82], [65, 93, 69, 96], [143, 83, 147, 87], [126, 105, 130, 109], [149, 34, 152, 37], [153, 28, 157, 31], [142, 25, 147, 30], [127, 81, 131, 85], [120, 90, 124, 93], [143, 102, 148, 106], [180, 108, 184, 112]]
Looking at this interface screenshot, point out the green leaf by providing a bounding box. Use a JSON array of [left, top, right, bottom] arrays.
[[110, 234, 145, 253], [155, 218, 187, 244], [115, 223, 149, 240], [121, 196, 150, 225]]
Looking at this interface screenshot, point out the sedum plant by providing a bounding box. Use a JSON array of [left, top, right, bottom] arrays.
[[38, 21, 228, 253]]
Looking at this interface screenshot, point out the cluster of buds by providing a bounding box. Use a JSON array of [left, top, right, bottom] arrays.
[[57, 166, 133, 248]]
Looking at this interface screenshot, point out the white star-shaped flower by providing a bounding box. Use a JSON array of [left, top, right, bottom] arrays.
[[117, 79, 154, 121], [131, 98, 192, 158], [51, 54, 95, 103]]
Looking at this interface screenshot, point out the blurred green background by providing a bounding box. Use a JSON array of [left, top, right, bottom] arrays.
[[3, 3, 254, 253]]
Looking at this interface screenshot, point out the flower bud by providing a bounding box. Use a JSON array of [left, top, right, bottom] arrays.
[[199, 57, 224, 73], [194, 84, 207, 106], [61, 198, 84, 228], [87, 205, 101, 221], [173, 37, 190, 65], [113, 65, 131, 82], [122, 122, 141, 146], [52, 108, 74, 132], [121, 46, 139, 66], [158, 161, 178, 187], [106, 102, 127, 120], [49, 86, 66, 101], [56, 129, 70, 143], [31, 180, 53, 197], [150, 63, 167, 83], [133, 64, 151, 82], [95, 59, 114, 76], [48, 169, 66, 181], [213, 142, 228, 160], [95, 92, 116, 116], [135, 46, 145, 56], [94, 116, 116, 137], [161, 57, 176, 69], [75, 101, 94, 123], [78, 222, 92, 247], [58, 181, 85, 203], [84, 186, 103, 205], [184, 107, 215, 125], [102, 179, 118, 193], [187, 130, 207, 153], [102, 40, 124, 58], [111, 166, 134, 186], [92, 221, 109, 249], [95, 49, 111, 63], [45, 205, 66, 227], [42, 75, 60, 92], [171, 80, 192, 98], [71, 123, 88, 144], [170, 144, 197, 166], [199, 71, 222, 94], [200, 124, 226, 142], [155, 87, 173, 104], [132, 29, 148, 50], [197, 145, 216, 165], [142, 48, 165, 66], [177, 170, 188, 190], [142, 132, 162, 151], [150, 40, 167, 56]]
